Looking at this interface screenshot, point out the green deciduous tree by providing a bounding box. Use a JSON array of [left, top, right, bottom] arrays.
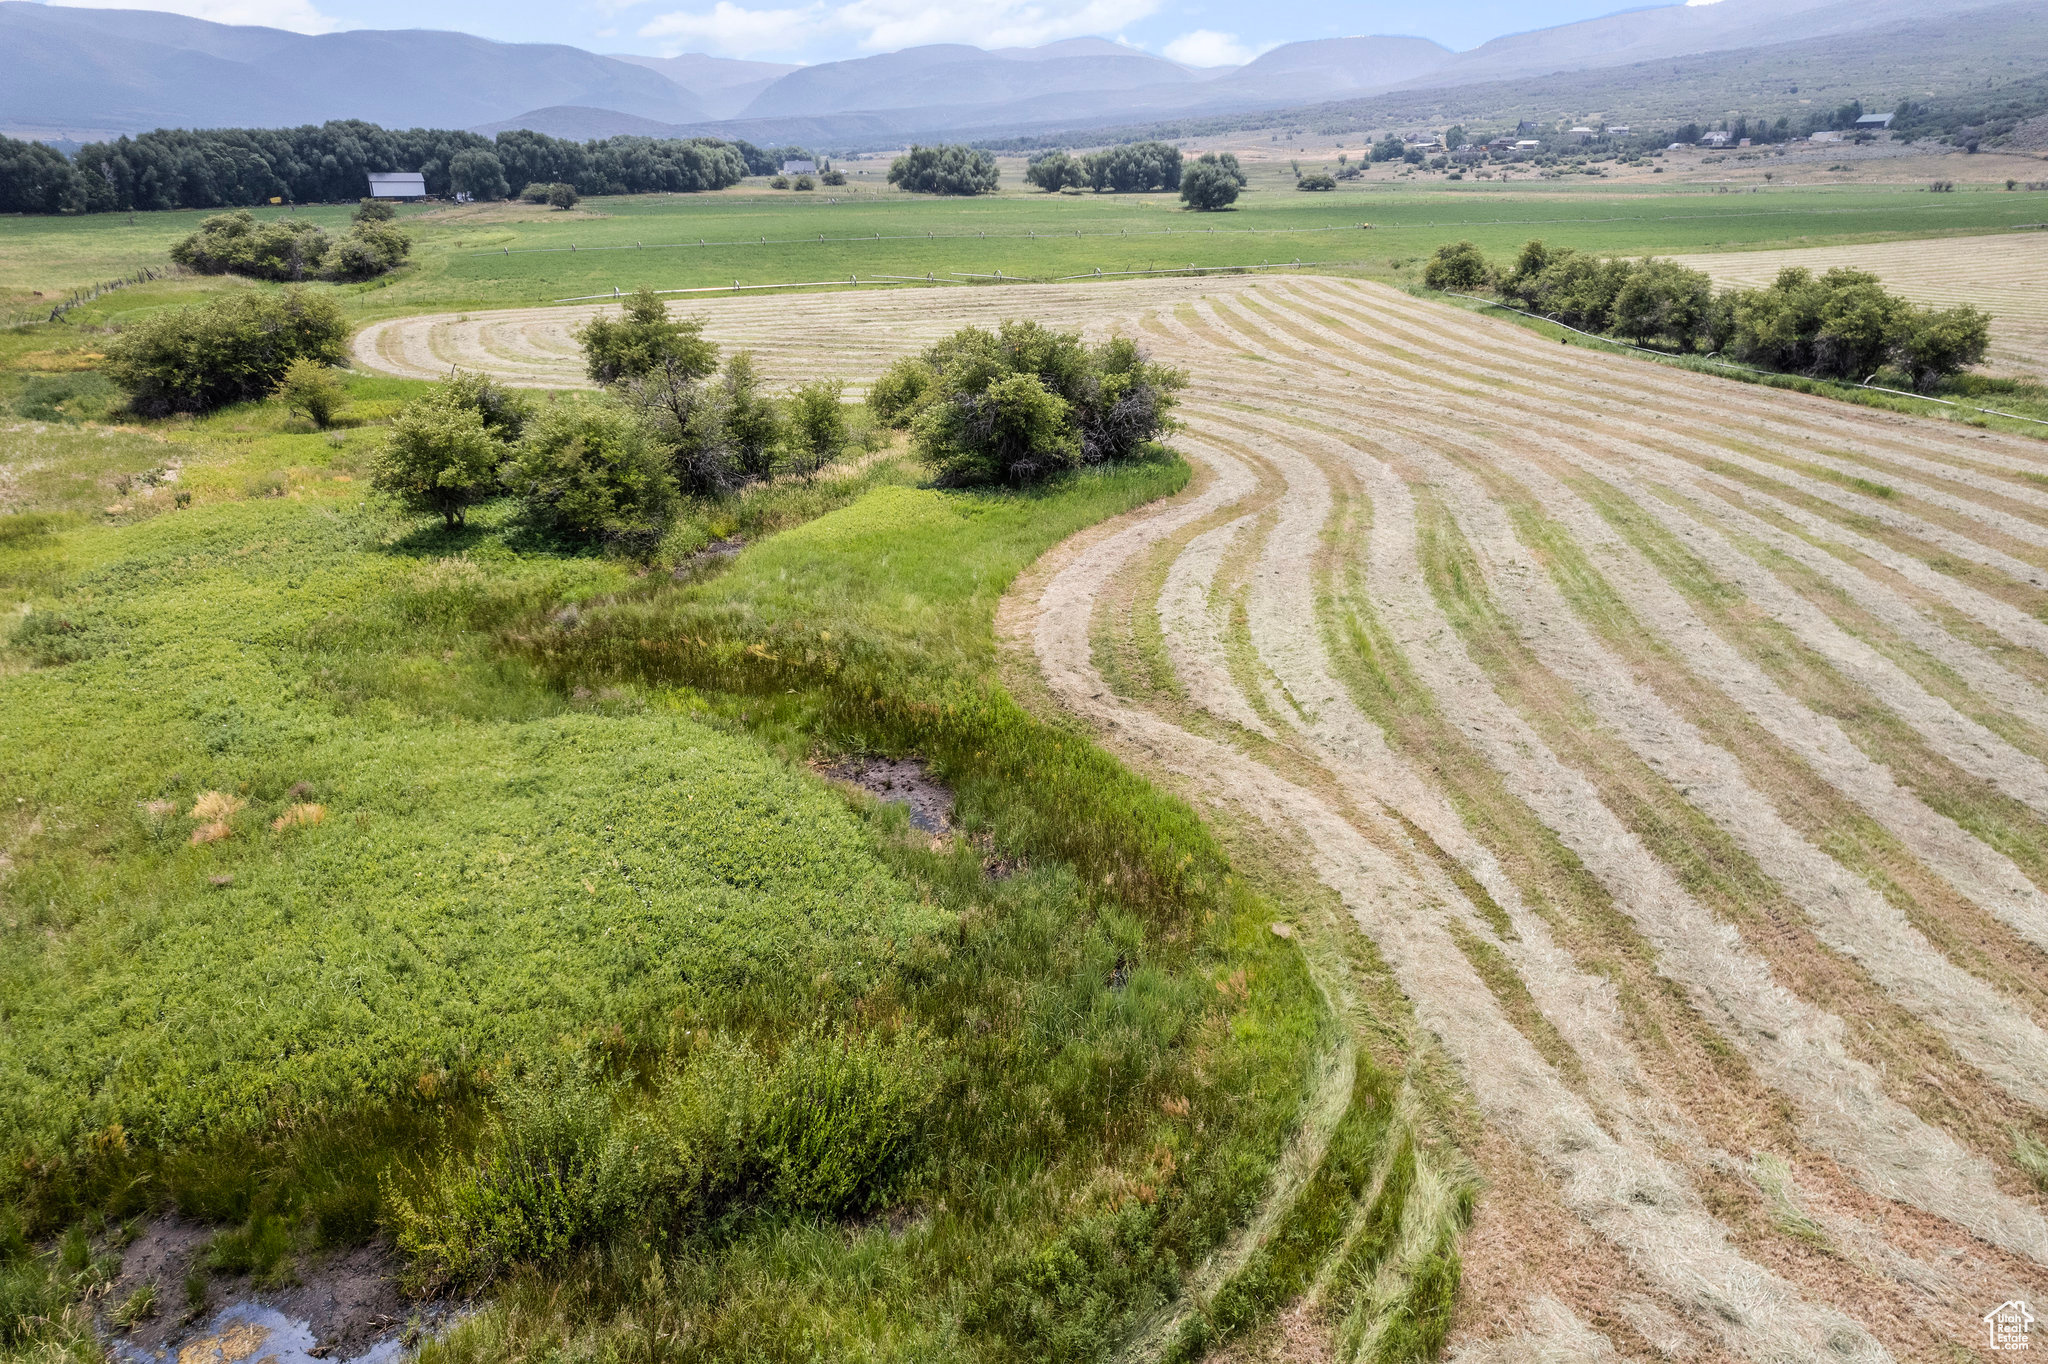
[[1895, 304, 1992, 391], [449, 148, 511, 201], [273, 356, 347, 428], [887, 145, 1000, 196], [501, 402, 678, 553], [105, 288, 349, 416], [578, 286, 718, 388], [1024, 151, 1085, 192], [1179, 157, 1241, 211], [782, 380, 848, 479], [372, 388, 504, 528], [1422, 241, 1489, 291]]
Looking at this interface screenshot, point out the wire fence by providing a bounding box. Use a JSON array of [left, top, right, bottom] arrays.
[[4, 265, 178, 329]]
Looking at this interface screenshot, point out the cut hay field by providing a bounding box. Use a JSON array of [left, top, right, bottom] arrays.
[[389, 272, 2048, 1357], [1671, 232, 2048, 378]]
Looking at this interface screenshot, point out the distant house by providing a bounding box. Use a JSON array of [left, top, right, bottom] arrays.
[[1700, 130, 1733, 147], [1569, 126, 1594, 142], [1517, 120, 1539, 134], [1855, 112, 1894, 130], [1608, 125, 1630, 136], [781, 158, 817, 176], [1514, 139, 1541, 151], [1810, 130, 1845, 142], [365, 172, 427, 200]]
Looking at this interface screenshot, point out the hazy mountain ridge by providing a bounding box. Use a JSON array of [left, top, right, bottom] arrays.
[[5, 0, 2041, 148]]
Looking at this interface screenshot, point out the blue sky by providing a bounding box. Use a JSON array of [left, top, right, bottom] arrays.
[[42, 0, 1680, 63]]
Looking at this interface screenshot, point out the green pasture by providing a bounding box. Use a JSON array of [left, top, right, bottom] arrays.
[[5, 182, 2042, 325]]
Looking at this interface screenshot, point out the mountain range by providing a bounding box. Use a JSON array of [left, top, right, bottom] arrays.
[[0, 0, 2032, 147]]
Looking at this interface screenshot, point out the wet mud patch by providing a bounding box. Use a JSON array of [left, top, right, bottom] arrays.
[[103, 1219, 420, 1364], [820, 755, 954, 835]]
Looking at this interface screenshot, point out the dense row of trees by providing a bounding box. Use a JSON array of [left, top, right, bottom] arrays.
[[886, 144, 1000, 196], [1023, 141, 1185, 194], [0, 122, 796, 215], [1423, 239, 1992, 389], [866, 319, 1184, 487]]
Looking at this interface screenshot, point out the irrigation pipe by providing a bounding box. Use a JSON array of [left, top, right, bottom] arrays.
[[1441, 292, 2048, 429], [555, 261, 1348, 302]]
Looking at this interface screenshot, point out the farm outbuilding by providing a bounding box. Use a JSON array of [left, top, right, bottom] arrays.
[[1856, 112, 1894, 129], [365, 172, 427, 199], [781, 159, 817, 176]]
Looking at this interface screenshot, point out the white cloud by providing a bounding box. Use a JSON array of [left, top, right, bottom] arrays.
[[638, 0, 1156, 58], [51, 0, 337, 31], [1161, 28, 1259, 66], [640, 0, 821, 53]]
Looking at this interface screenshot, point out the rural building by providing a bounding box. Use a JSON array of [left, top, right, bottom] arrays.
[[1855, 112, 1894, 129], [1810, 130, 1845, 142], [781, 158, 817, 175], [1569, 126, 1595, 142], [365, 172, 427, 199], [1514, 139, 1541, 150], [1700, 130, 1733, 147], [1609, 124, 1630, 135], [1517, 119, 1539, 134]]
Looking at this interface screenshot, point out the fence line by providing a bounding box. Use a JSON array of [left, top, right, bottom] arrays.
[[5, 265, 176, 328]]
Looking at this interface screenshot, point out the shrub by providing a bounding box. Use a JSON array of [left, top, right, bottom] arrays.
[[715, 352, 783, 481], [578, 286, 717, 387], [1078, 335, 1184, 464], [867, 356, 938, 426], [1608, 258, 1714, 350], [372, 388, 507, 529], [1894, 304, 1992, 391], [916, 371, 1077, 487], [501, 401, 679, 553], [546, 183, 580, 210], [170, 210, 329, 281], [1421, 241, 1489, 291], [887, 145, 999, 196], [792, 174, 816, 191], [104, 288, 349, 416], [1179, 158, 1241, 211], [769, 175, 790, 190], [782, 380, 848, 479], [323, 222, 411, 281], [353, 198, 396, 223], [1295, 173, 1337, 191], [441, 369, 533, 440], [820, 169, 847, 186], [272, 356, 347, 428]]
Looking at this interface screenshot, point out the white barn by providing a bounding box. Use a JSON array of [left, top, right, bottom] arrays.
[[365, 172, 428, 199], [780, 158, 817, 176]]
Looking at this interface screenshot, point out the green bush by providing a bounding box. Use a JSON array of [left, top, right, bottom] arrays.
[[578, 285, 717, 387], [906, 322, 1182, 486], [440, 369, 533, 441], [1895, 304, 1993, 391], [1609, 257, 1715, 350], [1296, 172, 1338, 191], [782, 379, 848, 479], [519, 182, 580, 208], [170, 210, 329, 281], [1025, 151, 1086, 193], [501, 401, 678, 552], [324, 222, 411, 281], [887, 144, 999, 196], [1421, 241, 1489, 292], [1179, 158, 1241, 211], [371, 388, 507, 528], [104, 287, 349, 416], [867, 356, 938, 425], [353, 198, 396, 223], [820, 169, 847, 187], [272, 356, 347, 428]]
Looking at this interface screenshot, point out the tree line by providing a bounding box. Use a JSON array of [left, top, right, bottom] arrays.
[[0, 122, 808, 215], [1423, 239, 1992, 390]]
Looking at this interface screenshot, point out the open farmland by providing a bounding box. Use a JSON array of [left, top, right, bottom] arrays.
[[1671, 232, 2048, 377], [391, 271, 2048, 1358]]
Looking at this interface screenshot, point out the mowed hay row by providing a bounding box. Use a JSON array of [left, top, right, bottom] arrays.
[[1668, 232, 2048, 378], [997, 275, 2048, 1359], [350, 277, 1274, 392], [382, 275, 2048, 1356]]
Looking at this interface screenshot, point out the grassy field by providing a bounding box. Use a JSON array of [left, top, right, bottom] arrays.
[[5, 181, 2045, 326]]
